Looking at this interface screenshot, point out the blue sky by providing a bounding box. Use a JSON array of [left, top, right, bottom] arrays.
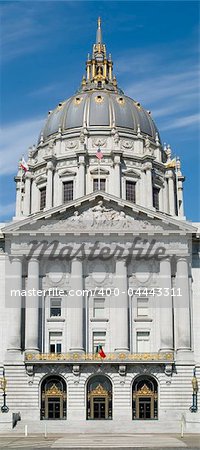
[[0, 0, 199, 222]]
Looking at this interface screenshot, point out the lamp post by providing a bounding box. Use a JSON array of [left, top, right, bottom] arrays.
[[190, 367, 198, 413], [0, 368, 9, 413]]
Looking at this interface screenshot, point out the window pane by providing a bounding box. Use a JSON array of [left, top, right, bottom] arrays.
[[153, 187, 159, 210], [126, 181, 136, 202], [93, 179, 106, 191], [93, 331, 106, 353], [40, 187, 46, 210], [57, 343, 62, 353], [63, 181, 73, 202], [136, 331, 150, 352], [137, 298, 148, 316], [93, 298, 105, 318], [50, 298, 61, 317]]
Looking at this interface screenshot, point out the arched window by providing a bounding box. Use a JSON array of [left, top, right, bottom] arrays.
[[132, 376, 158, 420], [87, 375, 112, 420], [41, 376, 67, 420]]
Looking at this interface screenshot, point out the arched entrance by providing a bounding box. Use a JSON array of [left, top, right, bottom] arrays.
[[87, 375, 112, 420], [132, 376, 158, 420], [41, 376, 67, 420]]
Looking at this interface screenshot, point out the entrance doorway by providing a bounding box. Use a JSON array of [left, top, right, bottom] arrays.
[[87, 375, 112, 420], [132, 376, 158, 420], [48, 397, 61, 419], [41, 376, 67, 420], [93, 397, 106, 419]]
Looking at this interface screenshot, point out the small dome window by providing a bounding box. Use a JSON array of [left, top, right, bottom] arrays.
[[117, 97, 125, 105], [95, 95, 104, 103], [74, 97, 83, 105]]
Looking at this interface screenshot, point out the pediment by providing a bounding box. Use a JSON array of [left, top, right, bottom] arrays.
[[90, 167, 109, 175], [59, 168, 76, 177], [3, 192, 196, 236], [122, 169, 140, 178]]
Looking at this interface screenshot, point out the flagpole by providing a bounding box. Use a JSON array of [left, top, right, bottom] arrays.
[[19, 162, 23, 215], [175, 157, 179, 216], [98, 158, 100, 191]]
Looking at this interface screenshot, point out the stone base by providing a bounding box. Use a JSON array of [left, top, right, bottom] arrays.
[[0, 412, 13, 431]]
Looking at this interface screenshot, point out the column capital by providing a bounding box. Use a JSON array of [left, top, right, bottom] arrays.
[[11, 256, 22, 263], [176, 255, 189, 262], [46, 161, 54, 171]]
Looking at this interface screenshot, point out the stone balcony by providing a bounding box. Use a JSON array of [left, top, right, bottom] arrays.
[[25, 352, 174, 364]]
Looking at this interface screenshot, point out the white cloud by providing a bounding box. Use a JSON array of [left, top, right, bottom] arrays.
[[0, 118, 44, 175], [161, 113, 200, 131]]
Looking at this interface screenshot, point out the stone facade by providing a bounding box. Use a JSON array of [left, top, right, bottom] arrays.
[[0, 18, 199, 433]]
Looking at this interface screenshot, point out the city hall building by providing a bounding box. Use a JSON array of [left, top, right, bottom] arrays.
[[0, 19, 199, 432]]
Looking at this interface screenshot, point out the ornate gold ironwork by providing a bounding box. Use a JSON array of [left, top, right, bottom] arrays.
[[25, 352, 174, 362], [89, 384, 109, 398], [137, 384, 153, 396], [0, 377, 7, 392], [45, 384, 63, 397]]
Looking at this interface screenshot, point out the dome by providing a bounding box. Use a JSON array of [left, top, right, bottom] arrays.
[[39, 17, 159, 144], [41, 90, 158, 142]]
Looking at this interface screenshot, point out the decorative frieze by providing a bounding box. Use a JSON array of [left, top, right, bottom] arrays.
[[25, 352, 174, 363]]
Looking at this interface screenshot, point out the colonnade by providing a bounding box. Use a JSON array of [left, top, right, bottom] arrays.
[[15, 155, 183, 218], [7, 255, 191, 355]]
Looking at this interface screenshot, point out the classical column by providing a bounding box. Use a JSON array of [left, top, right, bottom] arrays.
[[7, 257, 22, 353], [159, 258, 173, 352], [15, 176, 22, 217], [168, 172, 176, 215], [175, 256, 191, 352], [144, 162, 153, 208], [113, 155, 121, 197], [114, 259, 129, 352], [76, 155, 85, 198], [31, 179, 39, 213], [25, 258, 39, 352], [177, 177, 184, 217], [23, 172, 32, 216], [163, 177, 169, 214], [69, 258, 84, 352], [46, 161, 53, 209], [54, 171, 62, 206]]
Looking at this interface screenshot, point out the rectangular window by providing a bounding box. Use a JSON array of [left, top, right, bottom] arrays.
[[63, 180, 73, 202], [49, 331, 62, 354], [153, 187, 160, 210], [93, 331, 106, 354], [136, 331, 150, 353], [40, 187, 46, 210], [93, 298, 105, 318], [126, 180, 136, 203], [137, 298, 148, 317], [50, 298, 61, 317], [93, 178, 106, 191]]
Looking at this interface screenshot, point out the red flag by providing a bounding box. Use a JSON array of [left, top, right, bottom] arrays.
[[98, 345, 106, 358], [96, 147, 103, 160], [20, 157, 29, 172]]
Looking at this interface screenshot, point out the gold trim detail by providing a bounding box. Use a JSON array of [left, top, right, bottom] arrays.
[[45, 384, 63, 397], [89, 384, 109, 398], [137, 384, 153, 396], [25, 352, 174, 362]]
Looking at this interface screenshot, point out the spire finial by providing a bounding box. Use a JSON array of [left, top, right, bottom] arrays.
[[96, 16, 102, 44]]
